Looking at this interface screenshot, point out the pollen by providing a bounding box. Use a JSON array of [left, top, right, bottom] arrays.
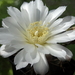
[[26, 21, 49, 45]]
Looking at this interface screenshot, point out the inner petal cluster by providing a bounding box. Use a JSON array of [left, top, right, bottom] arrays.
[[26, 21, 49, 45]]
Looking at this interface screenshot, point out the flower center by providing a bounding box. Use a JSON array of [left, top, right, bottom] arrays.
[[26, 21, 49, 45]]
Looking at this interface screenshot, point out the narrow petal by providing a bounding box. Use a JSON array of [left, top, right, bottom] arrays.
[[25, 50, 40, 64], [7, 7, 29, 36], [0, 45, 19, 58], [14, 50, 24, 65], [49, 18, 63, 29], [56, 44, 73, 60], [33, 53, 49, 75], [7, 7, 25, 27], [47, 30, 75, 43], [35, 0, 44, 11], [16, 62, 28, 70], [24, 44, 35, 53], [40, 6, 49, 22], [44, 6, 66, 25], [2, 21, 8, 28], [45, 44, 72, 60], [10, 40, 26, 49], [3, 17, 27, 41], [51, 16, 75, 35], [24, 44, 40, 64], [21, 1, 40, 22], [36, 44, 50, 54], [0, 28, 14, 45], [7, 7, 21, 21], [21, 9, 30, 28], [21, 0, 48, 22], [35, 0, 49, 21], [20, 2, 29, 11]]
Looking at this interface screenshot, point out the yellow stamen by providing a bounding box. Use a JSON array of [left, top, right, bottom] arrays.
[[26, 21, 49, 45]]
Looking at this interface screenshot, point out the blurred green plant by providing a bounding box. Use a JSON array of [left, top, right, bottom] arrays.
[[0, 56, 13, 75]]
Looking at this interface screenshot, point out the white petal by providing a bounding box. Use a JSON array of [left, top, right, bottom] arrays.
[[25, 51, 40, 64], [24, 44, 40, 64], [45, 44, 72, 60], [7, 7, 25, 27], [14, 49, 28, 70], [3, 17, 26, 41], [0, 28, 14, 45], [21, 0, 48, 22], [35, 0, 49, 21], [7, 7, 29, 38], [14, 50, 24, 65], [30, 49, 37, 59], [33, 53, 49, 75], [21, 0, 44, 12], [7, 7, 21, 21], [44, 6, 66, 25], [2, 21, 8, 28], [24, 44, 35, 53], [51, 16, 75, 35], [40, 6, 49, 22], [47, 30, 75, 43], [35, 0, 49, 22], [7, 7, 29, 32], [35, 0, 44, 11], [45, 44, 66, 59], [49, 18, 63, 29], [0, 45, 19, 58], [10, 40, 26, 49], [56, 44, 73, 60], [31, 51, 40, 64], [36, 44, 50, 54], [21, 9, 30, 28], [3, 17, 25, 32], [21, 1, 39, 22], [16, 62, 28, 70], [20, 2, 29, 11]]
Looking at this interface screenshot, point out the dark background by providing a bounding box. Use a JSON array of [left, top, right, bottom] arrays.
[[0, 0, 75, 75]]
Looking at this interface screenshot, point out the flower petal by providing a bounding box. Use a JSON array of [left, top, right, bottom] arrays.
[[33, 53, 49, 75], [47, 30, 75, 43], [16, 61, 28, 70], [36, 44, 50, 54], [14, 50, 24, 65], [35, 0, 49, 21], [21, 9, 30, 28], [7, 7, 29, 31], [45, 44, 72, 60], [0, 28, 14, 45], [7, 7, 21, 21], [14, 50, 28, 70], [49, 18, 63, 29], [56, 44, 73, 60], [10, 40, 26, 49], [21, 0, 48, 22], [25, 50, 40, 65], [51, 16, 75, 35], [3, 17, 27, 41], [24, 44, 40, 64], [0, 45, 19, 58], [2, 21, 8, 28], [7, 7, 30, 40], [44, 6, 66, 25], [35, 0, 44, 11], [24, 44, 35, 53], [21, 1, 40, 22]]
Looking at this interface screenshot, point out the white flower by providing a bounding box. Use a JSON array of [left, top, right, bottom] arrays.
[[0, 0, 75, 74]]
